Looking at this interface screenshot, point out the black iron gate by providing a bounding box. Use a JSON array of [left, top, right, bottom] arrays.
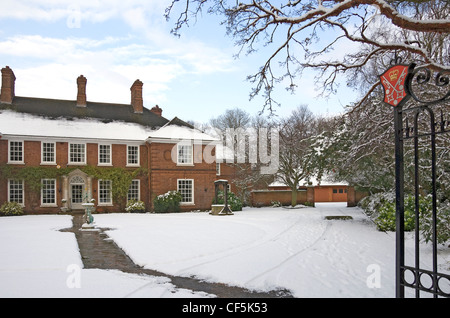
[[380, 60, 450, 298]]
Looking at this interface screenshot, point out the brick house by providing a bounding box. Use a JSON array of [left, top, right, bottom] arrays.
[[0, 66, 219, 213]]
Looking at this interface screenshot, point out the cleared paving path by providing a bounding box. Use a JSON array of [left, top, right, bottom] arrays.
[[62, 214, 293, 298]]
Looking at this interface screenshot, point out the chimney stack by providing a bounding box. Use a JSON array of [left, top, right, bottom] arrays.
[[130, 79, 143, 113], [151, 105, 163, 117], [1, 66, 16, 104], [76, 75, 87, 107]]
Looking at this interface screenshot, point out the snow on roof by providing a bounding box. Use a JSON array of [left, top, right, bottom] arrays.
[[0, 109, 218, 143], [147, 124, 219, 142]]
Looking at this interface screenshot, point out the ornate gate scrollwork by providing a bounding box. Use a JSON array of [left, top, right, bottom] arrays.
[[380, 59, 450, 298]]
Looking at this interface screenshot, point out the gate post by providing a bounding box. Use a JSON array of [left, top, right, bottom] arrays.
[[393, 105, 405, 298], [379, 61, 413, 298]]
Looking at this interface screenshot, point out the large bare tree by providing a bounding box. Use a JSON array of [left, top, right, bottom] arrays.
[[165, 0, 449, 112], [277, 105, 318, 206]]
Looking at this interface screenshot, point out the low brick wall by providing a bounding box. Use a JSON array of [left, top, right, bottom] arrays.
[[346, 186, 369, 207], [250, 187, 315, 207]]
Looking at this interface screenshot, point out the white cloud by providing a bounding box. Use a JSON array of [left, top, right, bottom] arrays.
[[0, 0, 247, 118], [0, 0, 168, 23]]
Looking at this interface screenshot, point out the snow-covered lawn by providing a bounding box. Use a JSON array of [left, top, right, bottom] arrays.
[[1, 203, 448, 298]]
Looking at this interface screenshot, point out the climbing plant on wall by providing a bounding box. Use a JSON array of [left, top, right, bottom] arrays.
[[0, 164, 147, 204]]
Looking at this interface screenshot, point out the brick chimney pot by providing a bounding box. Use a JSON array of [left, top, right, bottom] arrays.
[[130, 79, 144, 114], [1, 66, 16, 104], [76, 75, 87, 107], [151, 105, 163, 117]]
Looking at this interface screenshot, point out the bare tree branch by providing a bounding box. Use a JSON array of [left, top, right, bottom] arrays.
[[165, 0, 450, 112]]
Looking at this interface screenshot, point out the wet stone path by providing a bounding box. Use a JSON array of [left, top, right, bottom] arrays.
[[61, 214, 293, 298]]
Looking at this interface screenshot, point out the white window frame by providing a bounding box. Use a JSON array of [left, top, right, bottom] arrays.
[[8, 179, 24, 206], [41, 141, 56, 165], [177, 179, 194, 205], [98, 179, 112, 206], [127, 145, 140, 167], [8, 140, 24, 164], [41, 179, 57, 207], [177, 143, 193, 166], [127, 179, 140, 202], [98, 144, 112, 166], [68, 143, 86, 165]]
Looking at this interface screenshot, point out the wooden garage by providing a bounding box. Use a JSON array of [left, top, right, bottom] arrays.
[[268, 178, 349, 203], [314, 185, 348, 202]]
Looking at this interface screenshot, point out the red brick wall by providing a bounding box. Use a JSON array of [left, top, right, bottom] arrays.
[[1, 138, 218, 213], [0, 139, 7, 164], [149, 142, 216, 211], [0, 139, 149, 213], [0, 139, 7, 206]]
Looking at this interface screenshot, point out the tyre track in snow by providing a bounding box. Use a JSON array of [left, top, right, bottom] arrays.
[[172, 211, 330, 292], [243, 220, 332, 286]]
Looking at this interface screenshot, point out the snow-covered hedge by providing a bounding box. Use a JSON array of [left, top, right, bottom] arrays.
[[359, 192, 449, 245], [125, 200, 146, 213], [153, 191, 182, 213], [0, 201, 24, 216]]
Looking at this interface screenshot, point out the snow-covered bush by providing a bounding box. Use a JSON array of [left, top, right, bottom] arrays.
[[358, 192, 395, 220], [153, 191, 182, 213], [0, 201, 24, 216], [374, 197, 415, 232], [214, 190, 242, 211], [271, 200, 282, 207], [125, 200, 146, 213], [420, 199, 450, 245], [360, 192, 449, 245]]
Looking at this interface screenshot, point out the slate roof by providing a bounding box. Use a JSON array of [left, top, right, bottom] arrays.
[[0, 96, 170, 129]]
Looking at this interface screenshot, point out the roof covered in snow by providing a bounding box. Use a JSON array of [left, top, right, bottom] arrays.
[[0, 98, 217, 143], [0, 108, 157, 142], [147, 120, 219, 143]]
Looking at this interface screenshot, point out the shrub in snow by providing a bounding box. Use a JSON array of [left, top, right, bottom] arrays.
[[361, 192, 449, 245], [358, 192, 395, 220], [0, 201, 24, 216], [420, 199, 450, 245], [374, 198, 416, 232], [125, 200, 146, 213], [153, 191, 182, 213], [271, 200, 282, 207], [214, 190, 242, 211]]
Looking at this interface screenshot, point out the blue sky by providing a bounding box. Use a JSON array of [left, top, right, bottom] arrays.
[[0, 0, 359, 124]]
